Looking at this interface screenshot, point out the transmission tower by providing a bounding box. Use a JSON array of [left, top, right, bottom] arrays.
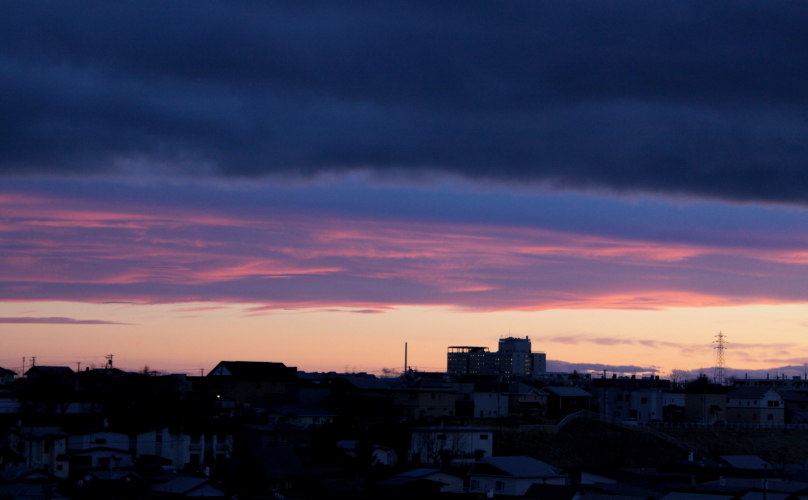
[[713, 331, 728, 385]]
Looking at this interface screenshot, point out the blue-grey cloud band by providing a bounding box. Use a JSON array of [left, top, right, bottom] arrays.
[[2, 1, 808, 202]]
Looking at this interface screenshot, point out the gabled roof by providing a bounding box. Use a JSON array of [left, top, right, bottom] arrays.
[[374, 476, 446, 488], [0, 467, 50, 482], [469, 456, 565, 478], [399, 468, 462, 478], [207, 361, 297, 381], [543, 386, 594, 397], [152, 476, 218, 495], [0, 366, 16, 376], [727, 387, 779, 399], [24, 366, 74, 376], [88, 471, 143, 481], [720, 456, 770, 470]]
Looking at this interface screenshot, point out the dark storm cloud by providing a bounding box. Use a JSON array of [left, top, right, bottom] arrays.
[[3, 1, 808, 201]]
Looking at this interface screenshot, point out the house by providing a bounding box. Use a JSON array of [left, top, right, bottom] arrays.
[[726, 387, 785, 424], [684, 378, 729, 423], [391, 387, 456, 420], [507, 383, 547, 416], [468, 456, 568, 496], [777, 390, 808, 423], [5, 426, 70, 478], [594, 387, 666, 422], [661, 390, 687, 422], [134, 427, 224, 470], [67, 428, 135, 473], [543, 387, 593, 412], [206, 361, 298, 408], [410, 426, 493, 467], [0, 467, 63, 499], [24, 366, 75, 380], [0, 367, 15, 386]]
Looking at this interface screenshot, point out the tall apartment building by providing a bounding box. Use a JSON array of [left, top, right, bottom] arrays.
[[447, 337, 546, 378]]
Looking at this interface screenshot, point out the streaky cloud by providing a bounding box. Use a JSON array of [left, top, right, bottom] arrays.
[[0, 316, 133, 325]]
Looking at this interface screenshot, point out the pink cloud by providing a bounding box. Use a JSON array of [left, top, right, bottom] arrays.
[[5, 186, 808, 312], [0, 317, 133, 325]]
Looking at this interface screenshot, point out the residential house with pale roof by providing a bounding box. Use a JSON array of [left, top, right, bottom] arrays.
[[468, 456, 568, 496]]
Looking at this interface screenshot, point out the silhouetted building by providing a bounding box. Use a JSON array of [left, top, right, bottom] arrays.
[[447, 337, 546, 378]]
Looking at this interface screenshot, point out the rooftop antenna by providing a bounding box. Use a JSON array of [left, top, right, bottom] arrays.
[[714, 331, 728, 385]]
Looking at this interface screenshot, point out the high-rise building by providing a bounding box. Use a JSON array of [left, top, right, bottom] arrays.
[[447, 337, 546, 378]]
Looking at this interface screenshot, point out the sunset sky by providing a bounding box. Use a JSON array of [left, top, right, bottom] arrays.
[[3, 2, 808, 377]]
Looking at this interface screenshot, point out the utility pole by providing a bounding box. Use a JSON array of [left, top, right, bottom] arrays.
[[105, 354, 113, 369], [30, 356, 36, 367], [77, 362, 81, 372], [21, 357, 25, 377]]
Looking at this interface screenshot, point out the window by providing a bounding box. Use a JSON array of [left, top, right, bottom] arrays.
[[471, 480, 480, 489], [753, 414, 757, 421], [56, 465, 63, 471], [480, 434, 489, 440], [617, 394, 623, 402], [95, 438, 106, 445], [464, 394, 470, 401], [641, 398, 648, 404], [496, 481, 505, 491], [437, 434, 446, 440], [768, 414, 774, 421], [431, 393, 436, 399], [156, 435, 162, 443]]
